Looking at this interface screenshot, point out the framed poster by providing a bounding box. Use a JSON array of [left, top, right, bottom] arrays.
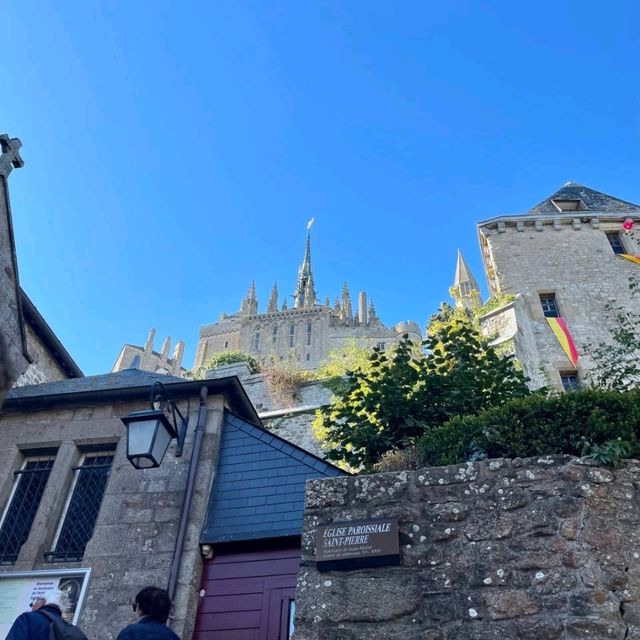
[[0, 568, 90, 636]]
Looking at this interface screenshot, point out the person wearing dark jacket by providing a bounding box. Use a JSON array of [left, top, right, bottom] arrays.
[[5, 590, 70, 640], [116, 587, 181, 640]]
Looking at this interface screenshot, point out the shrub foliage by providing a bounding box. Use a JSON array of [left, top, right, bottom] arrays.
[[418, 389, 640, 466]]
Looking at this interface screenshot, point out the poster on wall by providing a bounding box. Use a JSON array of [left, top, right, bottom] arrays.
[[0, 568, 90, 636]]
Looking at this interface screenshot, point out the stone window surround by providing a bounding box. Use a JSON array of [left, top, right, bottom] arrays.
[[0, 454, 56, 562], [0, 437, 121, 567], [559, 369, 580, 392], [48, 449, 115, 562]]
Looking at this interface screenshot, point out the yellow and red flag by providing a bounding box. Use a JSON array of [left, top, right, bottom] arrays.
[[620, 254, 640, 265], [546, 317, 579, 367]]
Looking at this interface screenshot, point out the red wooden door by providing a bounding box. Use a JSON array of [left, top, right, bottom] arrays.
[[194, 544, 300, 640]]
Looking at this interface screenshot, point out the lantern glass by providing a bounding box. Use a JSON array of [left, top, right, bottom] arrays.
[[122, 410, 176, 469]]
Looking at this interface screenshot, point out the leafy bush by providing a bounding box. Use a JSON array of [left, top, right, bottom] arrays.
[[418, 389, 640, 466], [192, 351, 259, 378], [581, 437, 631, 468], [315, 306, 530, 470]]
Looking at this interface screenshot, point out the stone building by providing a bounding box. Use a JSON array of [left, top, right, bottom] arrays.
[[0, 134, 82, 389], [112, 328, 186, 377], [454, 183, 640, 392], [192, 223, 421, 372], [0, 368, 341, 639]]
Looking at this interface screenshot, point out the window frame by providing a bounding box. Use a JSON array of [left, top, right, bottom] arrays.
[[539, 293, 560, 318], [47, 451, 114, 563], [0, 455, 56, 564], [551, 198, 586, 212], [560, 370, 580, 392], [605, 232, 625, 255], [288, 323, 296, 348]]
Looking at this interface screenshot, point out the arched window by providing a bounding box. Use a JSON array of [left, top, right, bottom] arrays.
[[306, 321, 312, 346], [253, 328, 261, 352], [272, 325, 278, 345], [288, 323, 295, 348]]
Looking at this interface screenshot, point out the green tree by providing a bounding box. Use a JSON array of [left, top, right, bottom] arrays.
[[314, 306, 530, 469], [584, 276, 640, 391]]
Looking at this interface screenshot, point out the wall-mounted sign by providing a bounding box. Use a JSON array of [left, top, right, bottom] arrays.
[[0, 568, 90, 636], [315, 518, 400, 571]]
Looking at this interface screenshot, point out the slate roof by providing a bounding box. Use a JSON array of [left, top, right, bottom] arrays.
[[4, 369, 261, 425], [201, 411, 344, 544], [528, 182, 640, 215], [7, 368, 182, 401]]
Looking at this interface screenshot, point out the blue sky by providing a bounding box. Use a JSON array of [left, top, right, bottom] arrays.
[[3, 1, 639, 375]]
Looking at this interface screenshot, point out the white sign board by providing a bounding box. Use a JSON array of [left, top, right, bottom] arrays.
[[0, 569, 90, 636]]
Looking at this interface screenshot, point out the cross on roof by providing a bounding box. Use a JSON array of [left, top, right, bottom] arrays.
[[0, 135, 24, 176]]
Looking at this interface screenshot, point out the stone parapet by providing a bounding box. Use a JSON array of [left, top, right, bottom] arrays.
[[295, 456, 640, 639]]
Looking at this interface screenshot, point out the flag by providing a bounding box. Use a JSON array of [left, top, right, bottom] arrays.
[[546, 317, 579, 367]]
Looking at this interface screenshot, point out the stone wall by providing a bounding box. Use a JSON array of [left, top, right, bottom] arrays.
[[480, 217, 640, 389], [295, 456, 640, 640], [0, 173, 28, 384], [0, 393, 226, 640]]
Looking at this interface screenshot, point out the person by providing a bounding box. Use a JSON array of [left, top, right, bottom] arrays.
[[116, 587, 181, 640], [5, 589, 70, 640]]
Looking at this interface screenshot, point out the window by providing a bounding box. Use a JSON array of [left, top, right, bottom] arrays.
[[306, 321, 312, 346], [272, 325, 278, 345], [305, 353, 311, 362], [606, 232, 625, 255], [224, 341, 228, 349], [551, 199, 585, 212], [0, 457, 55, 564], [252, 329, 261, 352], [539, 294, 559, 318], [376, 342, 386, 351], [288, 323, 295, 348], [560, 371, 580, 392], [47, 453, 114, 562]]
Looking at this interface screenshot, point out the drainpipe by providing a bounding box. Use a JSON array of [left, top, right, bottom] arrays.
[[167, 385, 209, 602]]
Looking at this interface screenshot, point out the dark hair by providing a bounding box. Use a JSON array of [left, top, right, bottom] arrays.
[[134, 587, 172, 623]]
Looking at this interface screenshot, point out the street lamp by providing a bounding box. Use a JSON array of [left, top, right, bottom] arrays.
[[120, 381, 188, 469]]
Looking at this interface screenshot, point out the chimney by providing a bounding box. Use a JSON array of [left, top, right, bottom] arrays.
[[358, 291, 368, 325], [172, 341, 185, 370], [161, 337, 171, 360], [144, 328, 156, 353]]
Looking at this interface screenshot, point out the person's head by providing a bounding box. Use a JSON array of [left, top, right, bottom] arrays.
[[132, 587, 172, 623], [37, 590, 70, 612]]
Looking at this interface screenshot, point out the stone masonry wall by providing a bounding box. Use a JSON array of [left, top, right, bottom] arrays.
[[0, 173, 28, 384], [295, 456, 640, 640], [0, 393, 226, 640], [484, 220, 640, 388]]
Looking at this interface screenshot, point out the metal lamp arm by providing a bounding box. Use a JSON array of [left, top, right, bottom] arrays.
[[150, 381, 189, 457]]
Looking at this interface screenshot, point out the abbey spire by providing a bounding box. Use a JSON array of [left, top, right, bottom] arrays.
[[267, 282, 279, 313], [241, 281, 258, 316], [451, 249, 481, 310], [293, 219, 317, 308]]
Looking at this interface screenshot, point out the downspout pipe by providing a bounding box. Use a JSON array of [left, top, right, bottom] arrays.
[[167, 385, 209, 602]]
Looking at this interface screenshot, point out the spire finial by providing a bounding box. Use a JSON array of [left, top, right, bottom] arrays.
[[267, 282, 279, 313], [293, 220, 317, 308], [452, 250, 481, 309]]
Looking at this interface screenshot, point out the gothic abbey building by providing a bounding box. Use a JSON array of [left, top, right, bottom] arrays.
[[453, 182, 640, 392], [114, 224, 422, 375], [116, 183, 640, 397]]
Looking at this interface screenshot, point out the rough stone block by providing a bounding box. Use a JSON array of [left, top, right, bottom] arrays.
[[486, 590, 539, 620]]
